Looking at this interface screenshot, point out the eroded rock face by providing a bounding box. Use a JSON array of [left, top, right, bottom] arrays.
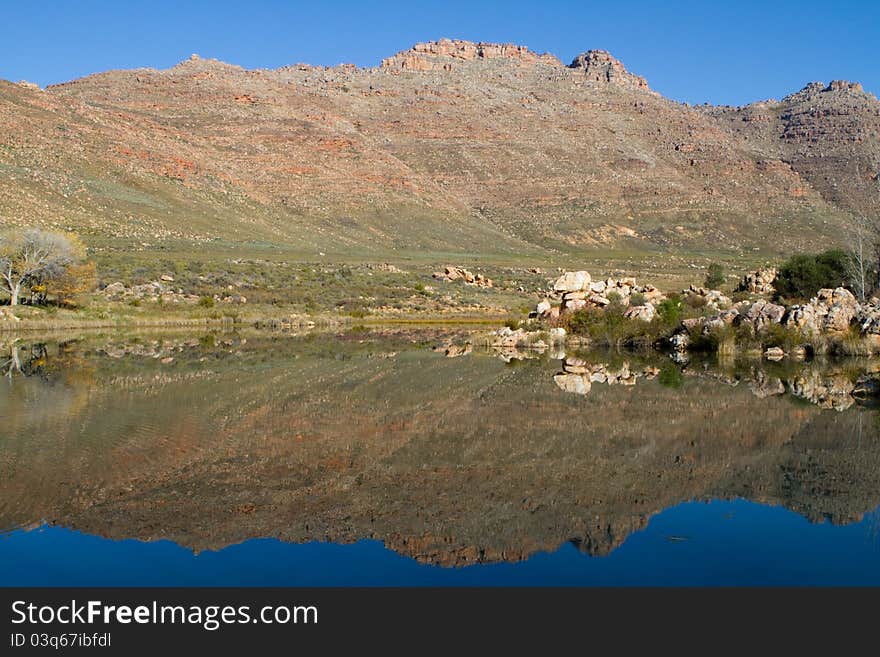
[[739, 299, 786, 332], [568, 50, 651, 91], [381, 39, 562, 72]]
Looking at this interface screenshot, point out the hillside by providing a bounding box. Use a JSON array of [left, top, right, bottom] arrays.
[[1, 39, 878, 263]]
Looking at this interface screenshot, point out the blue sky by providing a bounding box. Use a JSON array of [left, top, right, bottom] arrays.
[[1, 0, 877, 106]]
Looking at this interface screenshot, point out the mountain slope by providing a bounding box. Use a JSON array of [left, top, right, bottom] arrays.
[[1, 39, 878, 259]]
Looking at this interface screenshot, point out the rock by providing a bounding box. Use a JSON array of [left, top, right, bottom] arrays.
[[562, 291, 588, 301], [553, 271, 591, 293], [563, 298, 588, 312], [737, 267, 777, 295], [588, 294, 611, 306], [382, 39, 563, 73], [549, 327, 566, 343], [434, 266, 492, 288], [553, 373, 591, 395], [824, 303, 856, 332], [682, 285, 731, 311], [764, 347, 785, 361], [160, 274, 175, 282], [785, 304, 820, 335], [739, 300, 786, 332], [568, 50, 651, 91], [536, 299, 552, 316], [623, 303, 655, 322], [103, 281, 127, 296]]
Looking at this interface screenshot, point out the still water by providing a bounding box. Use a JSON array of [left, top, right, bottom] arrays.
[[2, 329, 879, 586]]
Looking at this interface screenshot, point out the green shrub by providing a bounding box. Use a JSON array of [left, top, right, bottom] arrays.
[[760, 323, 804, 350], [629, 291, 647, 307], [198, 295, 215, 308], [504, 317, 522, 331], [775, 250, 849, 301], [705, 263, 725, 289], [655, 296, 683, 326]]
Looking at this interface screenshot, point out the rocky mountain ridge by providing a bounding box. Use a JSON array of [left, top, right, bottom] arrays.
[[0, 40, 877, 258]]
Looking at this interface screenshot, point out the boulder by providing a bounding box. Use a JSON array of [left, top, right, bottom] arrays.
[[563, 298, 588, 312], [103, 281, 127, 296], [553, 271, 591, 293], [739, 300, 785, 332], [623, 303, 655, 322]]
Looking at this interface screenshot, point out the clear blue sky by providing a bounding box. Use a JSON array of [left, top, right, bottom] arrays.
[[1, 0, 877, 106]]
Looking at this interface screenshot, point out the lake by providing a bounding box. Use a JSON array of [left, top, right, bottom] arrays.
[[2, 328, 879, 586]]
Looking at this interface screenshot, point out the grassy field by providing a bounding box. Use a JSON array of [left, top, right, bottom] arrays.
[[0, 237, 781, 332]]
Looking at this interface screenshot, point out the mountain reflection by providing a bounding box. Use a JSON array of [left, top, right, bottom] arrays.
[[2, 330, 880, 566]]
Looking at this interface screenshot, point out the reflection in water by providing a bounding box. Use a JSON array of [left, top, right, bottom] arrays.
[[2, 330, 880, 581]]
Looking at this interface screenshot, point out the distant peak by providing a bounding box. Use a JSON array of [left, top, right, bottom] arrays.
[[786, 79, 866, 101], [827, 79, 864, 93], [169, 53, 244, 74], [381, 39, 562, 72], [568, 50, 650, 91]]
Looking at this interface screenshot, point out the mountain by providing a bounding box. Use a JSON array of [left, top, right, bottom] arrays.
[[1, 39, 878, 260]]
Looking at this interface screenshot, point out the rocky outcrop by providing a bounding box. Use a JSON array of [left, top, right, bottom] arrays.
[[738, 299, 787, 332], [537, 271, 665, 317], [682, 285, 731, 311], [432, 266, 492, 287], [381, 39, 562, 72], [737, 267, 777, 295], [568, 50, 650, 91], [784, 287, 858, 334]]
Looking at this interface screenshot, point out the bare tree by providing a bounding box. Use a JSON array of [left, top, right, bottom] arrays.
[[842, 157, 880, 302], [0, 229, 80, 306]]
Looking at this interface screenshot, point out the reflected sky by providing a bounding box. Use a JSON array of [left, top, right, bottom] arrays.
[[3, 500, 879, 586]]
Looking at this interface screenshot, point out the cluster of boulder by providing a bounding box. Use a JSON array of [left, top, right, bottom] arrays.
[[737, 267, 777, 295], [533, 271, 665, 321], [785, 287, 861, 335], [432, 266, 493, 288], [554, 358, 660, 395], [681, 285, 732, 311], [102, 280, 247, 305]]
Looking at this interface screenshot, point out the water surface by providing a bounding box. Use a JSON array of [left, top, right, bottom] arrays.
[[2, 329, 879, 585]]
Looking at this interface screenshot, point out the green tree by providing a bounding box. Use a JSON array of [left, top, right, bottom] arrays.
[[774, 250, 850, 301]]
